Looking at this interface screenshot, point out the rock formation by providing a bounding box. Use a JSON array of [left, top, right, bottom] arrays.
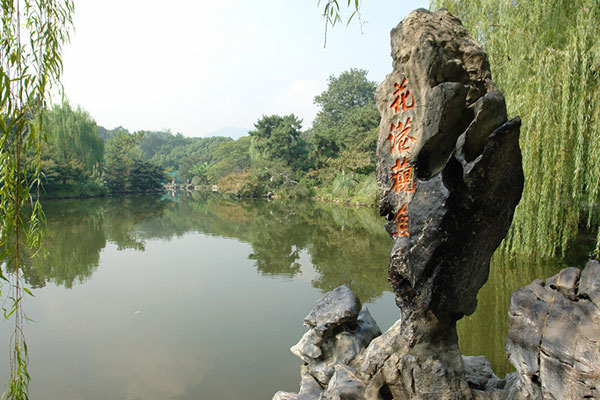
[[273, 8, 599, 400], [376, 7, 522, 338], [506, 260, 600, 399], [373, 6, 523, 397], [275, 262, 600, 400]]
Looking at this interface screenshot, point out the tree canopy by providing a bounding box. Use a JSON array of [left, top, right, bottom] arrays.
[[249, 114, 307, 171], [308, 68, 379, 173]]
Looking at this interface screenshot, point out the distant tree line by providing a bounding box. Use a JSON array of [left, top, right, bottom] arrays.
[[39, 68, 381, 204]]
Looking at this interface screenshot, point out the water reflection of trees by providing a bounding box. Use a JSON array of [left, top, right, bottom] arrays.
[[21, 196, 169, 288], [22, 195, 596, 376], [23, 199, 106, 288], [24, 195, 391, 301]]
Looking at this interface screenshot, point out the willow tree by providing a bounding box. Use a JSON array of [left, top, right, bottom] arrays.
[[428, 0, 600, 258], [1, 0, 73, 398], [318, 0, 361, 47], [43, 102, 104, 174]]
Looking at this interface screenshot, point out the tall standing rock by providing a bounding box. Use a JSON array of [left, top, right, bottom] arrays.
[[376, 8, 523, 342], [274, 8, 527, 400], [369, 8, 524, 397]]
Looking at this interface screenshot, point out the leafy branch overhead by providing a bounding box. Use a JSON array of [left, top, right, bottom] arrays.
[[1, 0, 74, 398], [318, 0, 361, 47]]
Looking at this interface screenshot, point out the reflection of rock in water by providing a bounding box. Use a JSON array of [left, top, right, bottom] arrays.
[[273, 8, 600, 400]]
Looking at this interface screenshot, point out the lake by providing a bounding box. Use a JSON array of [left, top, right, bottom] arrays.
[[0, 194, 592, 399]]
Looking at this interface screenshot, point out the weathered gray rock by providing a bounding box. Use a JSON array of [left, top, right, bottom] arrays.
[[323, 365, 366, 400], [273, 392, 302, 400], [304, 284, 361, 332], [282, 285, 381, 396], [381, 351, 473, 400], [353, 6, 524, 398], [299, 373, 325, 399], [376, 7, 523, 337], [292, 329, 324, 362], [352, 318, 405, 377], [292, 301, 381, 385], [506, 261, 600, 400], [272, 372, 324, 400], [463, 356, 505, 391]]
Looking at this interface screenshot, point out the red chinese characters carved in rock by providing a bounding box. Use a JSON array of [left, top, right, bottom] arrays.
[[388, 117, 416, 154], [391, 158, 415, 194], [387, 76, 416, 239], [389, 77, 415, 113], [392, 204, 410, 237]]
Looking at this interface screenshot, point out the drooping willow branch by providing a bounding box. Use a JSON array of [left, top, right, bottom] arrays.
[[431, 0, 600, 258], [1, 0, 73, 398]]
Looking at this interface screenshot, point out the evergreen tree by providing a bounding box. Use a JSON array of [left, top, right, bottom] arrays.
[[249, 114, 308, 171]]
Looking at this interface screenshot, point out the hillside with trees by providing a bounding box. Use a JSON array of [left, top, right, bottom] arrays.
[[40, 69, 381, 204]]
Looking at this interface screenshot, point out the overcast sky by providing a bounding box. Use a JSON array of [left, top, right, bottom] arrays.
[[60, 1, 429, 137]]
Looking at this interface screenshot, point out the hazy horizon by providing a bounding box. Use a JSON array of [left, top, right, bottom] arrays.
[[59, 1, 428, 138]]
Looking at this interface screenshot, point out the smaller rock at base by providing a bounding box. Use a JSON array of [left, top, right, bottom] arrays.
[[304, 285, 361, 331], [299, 373, 324, 398], [322, 365, 366, 400], [291, 329, 323, 362], [272, 391, 300, 400], [462, 355, 505, 391]]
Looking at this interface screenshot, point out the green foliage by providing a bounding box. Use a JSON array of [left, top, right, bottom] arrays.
[[37, 103, 105, 198], [331, 173, 357, 198], [128, 160, 165, 193], [431, 0, 600, 257], [328, 149, 374, 175], [103, 130, 138, 193], [1, 0, 74, 397], [137, 130, 230, 178], [308, 69, 379, 172], [313, 172, 378, 206], [313, 69, 377, 125], [319, 0, 360, 27], [218, 171, 264, 198], [39, 158, 108, 199], [15, 67, 383, 207], [57, 69, 382, 205], [353, 174, 378, 205], [103, 131, 164, 194], [97, 125, 130, 142], [318, 0, 361, 47], [189, 162, 211, 185], [42, 102, 104, 174], [249, 114, 308, 171], [207, 136, 251, 183]]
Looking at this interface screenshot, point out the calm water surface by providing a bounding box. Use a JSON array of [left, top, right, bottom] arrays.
[[0, 194, 592, 399]]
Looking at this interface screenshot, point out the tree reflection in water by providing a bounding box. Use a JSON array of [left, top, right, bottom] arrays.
[[26, 195, 391, 302], [21, 194, 593, 378]]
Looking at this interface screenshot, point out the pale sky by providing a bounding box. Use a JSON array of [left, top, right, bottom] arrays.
[[60, 1, 429, 137]]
